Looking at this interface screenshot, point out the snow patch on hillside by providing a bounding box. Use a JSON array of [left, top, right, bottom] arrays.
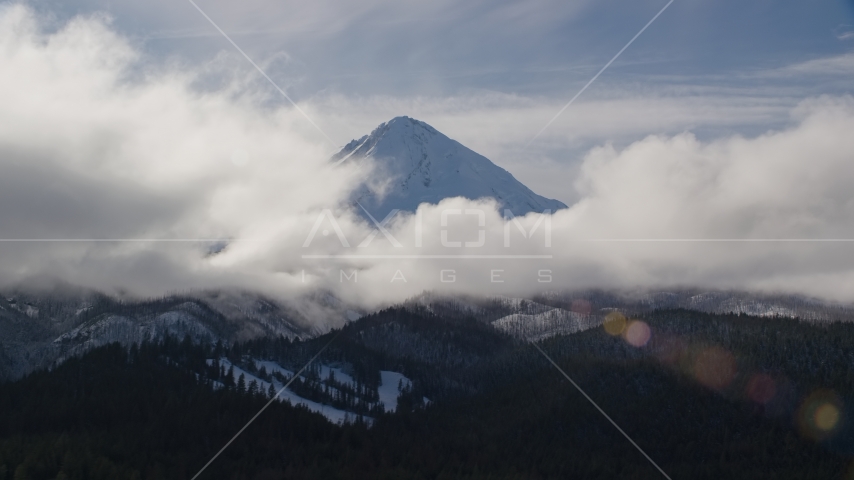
[[211, 359, 418, 425], [378, 371, 412, 413], [213, 358, 370, 425], [492, 308, 599, 342]]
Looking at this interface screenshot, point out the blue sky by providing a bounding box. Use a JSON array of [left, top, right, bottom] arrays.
[[37, 0, 854, 95]]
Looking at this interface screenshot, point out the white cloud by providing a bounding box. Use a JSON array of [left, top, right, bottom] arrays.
[[0, 4, 364, 297], [2, 5, 854, 314], [293, 96, 854, 304]]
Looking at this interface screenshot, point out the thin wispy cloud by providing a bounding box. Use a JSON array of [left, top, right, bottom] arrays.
[[776, 52, 854, 76], [834, 24, 854, 40]]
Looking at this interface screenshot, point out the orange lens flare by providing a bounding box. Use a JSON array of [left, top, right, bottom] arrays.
[[603, 312, 627, 336], [814, 403, 841, 431], [797, 390, 844, 440]]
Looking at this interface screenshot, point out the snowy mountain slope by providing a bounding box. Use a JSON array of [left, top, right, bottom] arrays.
[[637, 290, 846, 321], [4, 284, 851, 382], [0, 289, 323, 380], [492, 307, 600, 342], [333, 116, 567, 218], [408, 290, 854, 343], [192, 291, 315, 339], [52, 310, 218, 360]]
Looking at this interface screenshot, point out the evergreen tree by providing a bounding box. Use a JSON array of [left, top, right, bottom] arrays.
[[225, 365, 235, 388], [248, 380, 258, 397], [237, 373, 246, 393]]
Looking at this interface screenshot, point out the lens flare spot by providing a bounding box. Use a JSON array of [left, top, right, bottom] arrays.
[[746, 374, 777, 405], [571, 299, 592, 315], [693, 347, 736, 390], [624, 320, 651, 347], [798, 390, 844, 440], [814, 403, 841, 432], [603, 312, 627, 336]]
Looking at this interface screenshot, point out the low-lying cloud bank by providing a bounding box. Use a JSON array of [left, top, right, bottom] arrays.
[[2, 5, 854, 309]]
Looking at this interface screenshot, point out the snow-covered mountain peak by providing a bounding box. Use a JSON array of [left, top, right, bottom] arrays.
[[334, 116, 567, 218]]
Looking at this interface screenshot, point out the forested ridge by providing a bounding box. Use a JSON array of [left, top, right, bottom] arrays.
[[0, 308, 852, 479]]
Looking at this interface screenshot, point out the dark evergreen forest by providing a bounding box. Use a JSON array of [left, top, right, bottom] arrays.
[[1, 308, 852, 479]]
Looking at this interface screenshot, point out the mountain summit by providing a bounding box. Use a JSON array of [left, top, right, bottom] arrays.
[[333, 116, 567, 218]]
